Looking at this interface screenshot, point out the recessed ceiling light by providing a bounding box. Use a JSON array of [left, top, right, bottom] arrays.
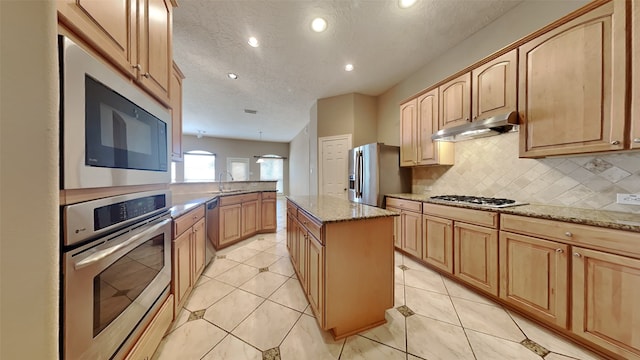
[[399, 0, 417, 8], [345, 64, 354, 72], [227, 73, 238, 79], [248, 36, 259, 47], [311, 17, 328, 32]]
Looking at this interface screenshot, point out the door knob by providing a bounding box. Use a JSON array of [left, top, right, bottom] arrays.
[[555, 248, 564, 253], [610, 140, 620, 145]]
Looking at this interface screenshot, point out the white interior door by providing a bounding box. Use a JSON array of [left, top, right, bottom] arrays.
[[318, 134, 351, 199], [226, 157, 249, 181]]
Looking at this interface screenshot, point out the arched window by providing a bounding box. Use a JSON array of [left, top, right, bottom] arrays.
[[184, 150, 216, 181]]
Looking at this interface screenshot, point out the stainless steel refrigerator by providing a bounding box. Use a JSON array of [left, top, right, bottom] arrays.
[[348, 143, 411, 207]]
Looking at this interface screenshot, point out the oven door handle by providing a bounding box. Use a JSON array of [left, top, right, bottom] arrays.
[[74, 218, 171, 270]]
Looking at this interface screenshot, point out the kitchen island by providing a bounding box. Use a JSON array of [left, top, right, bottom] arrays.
[[286, 195, 398, 339]]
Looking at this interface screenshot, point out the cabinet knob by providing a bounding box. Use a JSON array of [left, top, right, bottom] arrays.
[[142, 72, 151, 78], [555, 248, 564, 253], [465, 117, 469, 122], [133, 64, 142, 70], [610, 140, 620, 145], [573, 252, 582, 258], [633, 138, 640, 144], [564, 231, 572, 237], [473, 116, 478, 120]]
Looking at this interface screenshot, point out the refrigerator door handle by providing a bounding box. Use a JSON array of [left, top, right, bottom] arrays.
[[358, 151, 364, 198], [354, 150, 360, 198]]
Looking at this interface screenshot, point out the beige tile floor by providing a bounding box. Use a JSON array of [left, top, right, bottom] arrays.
[[153, 198, 604, 360]]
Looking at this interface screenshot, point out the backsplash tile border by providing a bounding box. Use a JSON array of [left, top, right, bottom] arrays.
[[412, 132, 640, 214]]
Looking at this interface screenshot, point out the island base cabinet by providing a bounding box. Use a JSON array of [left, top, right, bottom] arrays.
[[219, 204, 241, 246], [454, 222, 498, 296], [499, 231, 568, 328], [307, 233, 324, 325], [572, 247, 640, 360]]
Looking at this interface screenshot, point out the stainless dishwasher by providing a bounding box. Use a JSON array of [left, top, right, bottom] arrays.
[[205, 197, 219, 265]]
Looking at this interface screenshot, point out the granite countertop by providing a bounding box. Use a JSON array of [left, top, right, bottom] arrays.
[[385, 193, 640, 233], [286, 195, 398, 223], [169, 190, 276, 219]]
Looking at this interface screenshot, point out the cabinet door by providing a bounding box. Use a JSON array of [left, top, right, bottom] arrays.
[[261, 199, 277, 231], [136, 0, 172, 105], [417, 89, 447, 166], [57, 0, 137, 77], [572, 247, 640, 360], [170, 62, 184, 161], [385, 206, 402, 248], [402, 211, 422, 258], [172, 231, 191, 311], [295, 222, 308, 291], [307, 233, 325, 326], [499, 231, 568, 327], [241, 200, 259, 237], [454, 222, 498, 296], [472, 50, 516, 121], [219, 204, 241, 245], [439, 72, 471, 130], [423, 215, 453, 274], [518, 1, 626, 157], [192, 218, 206, 281], [632, 0, 640, 149], [286, 211, 295, 253], [399, 99, 418, 167]]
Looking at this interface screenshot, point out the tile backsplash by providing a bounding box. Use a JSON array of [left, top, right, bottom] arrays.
[[412, 132, 640, 214]]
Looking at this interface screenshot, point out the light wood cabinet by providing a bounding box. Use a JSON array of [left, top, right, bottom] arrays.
[[172, 205, 205, 314], [454, 222, 499, 296], [286, 200, 394, 339], [439, 72, 471, 130], [170, 62, 184, 161], [572, 247, 640, 360], [57, 0, 137, 78], [219, 204, 241, 246], [499, 231, 568, 327], [124, 295, 174, 360], [260, 192, 277, 231], [307, 232, 324, 323], [518, 1, 626, 157], [386, 198, 422, 258], [422, 215, 453, 274], [57, 0, 174, 105], [632, 0, 640, 149], [241, 200, 258, 237], [399, 99, 418, 166], [399, 94, 454, 167], [472, 49, 517, 121]]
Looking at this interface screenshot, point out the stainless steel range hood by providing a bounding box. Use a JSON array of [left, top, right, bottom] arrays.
[[431, 111, 518, 142]]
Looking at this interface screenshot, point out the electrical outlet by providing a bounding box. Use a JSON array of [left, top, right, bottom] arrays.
[[617, 193, 640, 205]]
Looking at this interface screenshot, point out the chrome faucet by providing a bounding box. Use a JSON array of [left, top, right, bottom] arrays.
[[218, 171, 234, 191]]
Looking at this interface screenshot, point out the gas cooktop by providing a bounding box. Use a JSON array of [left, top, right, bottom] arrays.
[[429, 195, 528, 208]]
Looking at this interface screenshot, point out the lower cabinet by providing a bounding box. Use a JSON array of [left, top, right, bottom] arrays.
[[422, 214, 453, 274], [261, 192, 277, 231], [307, 232, 324, 322], [386, 198, 422, 258], [172, 205, 205, 315], [219, 204, 241, 246], [572, 247, 640, 360], [241, 199, 258, 237], [294, 217, 308, 291], [499, 231, 568, 327], [216, 192, 275, 249]]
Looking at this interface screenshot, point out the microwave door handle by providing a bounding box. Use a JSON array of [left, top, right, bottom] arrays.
[[74, 218, 171, 270]]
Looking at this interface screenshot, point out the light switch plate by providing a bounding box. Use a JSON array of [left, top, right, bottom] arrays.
[[617, 193, 640, 205]]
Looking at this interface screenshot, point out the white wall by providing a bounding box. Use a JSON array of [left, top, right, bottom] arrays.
[[288, 101, 319, 196], [0, 1, 59, 358], [377, 0, 590, 146]]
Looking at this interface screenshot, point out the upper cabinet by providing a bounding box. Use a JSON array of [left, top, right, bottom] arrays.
[[400, 92, 454, 167], [632, 0, 640, 149], [439, 72, 471, 130], [518, 1, 627, 158], [472, 50, 517, 122], [170, 62, 184, 161], [58, 0, 174, 106]]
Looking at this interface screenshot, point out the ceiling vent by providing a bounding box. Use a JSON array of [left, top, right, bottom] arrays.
[[244, 109, 257, 114]]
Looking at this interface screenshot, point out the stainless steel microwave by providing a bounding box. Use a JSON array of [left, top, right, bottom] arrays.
[[59, 36, 171, 190]]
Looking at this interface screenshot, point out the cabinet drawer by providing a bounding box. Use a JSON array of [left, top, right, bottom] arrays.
[[262, 192, 277, 200], [173, 205, 204, 237], [298, 210, 322, 243], [424, 203, 497, 228], [386, 198, 422, 213], [501, 214, 640, 258], [287, 200, 298, 215], [219, 192, 259, 206]]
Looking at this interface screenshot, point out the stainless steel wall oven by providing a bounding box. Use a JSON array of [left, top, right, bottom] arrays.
[[62, 190, 172, 359]]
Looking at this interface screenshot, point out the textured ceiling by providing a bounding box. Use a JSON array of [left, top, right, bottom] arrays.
[[173, 0, 523, 143]]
